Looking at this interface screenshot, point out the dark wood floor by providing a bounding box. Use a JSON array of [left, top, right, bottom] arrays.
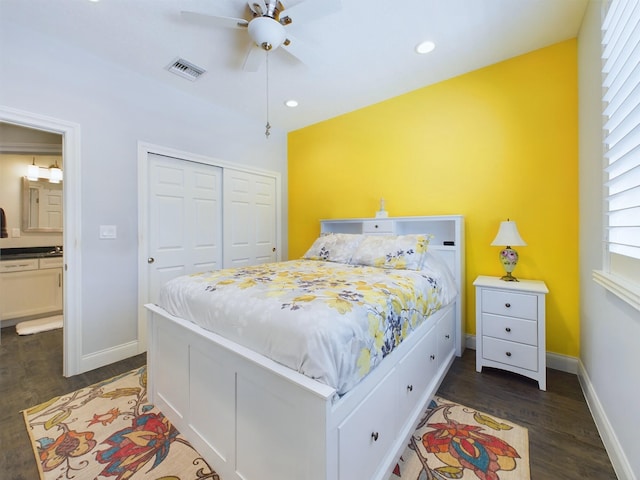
[[0, 327, 617, 479]]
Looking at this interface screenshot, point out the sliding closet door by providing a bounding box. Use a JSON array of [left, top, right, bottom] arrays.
[[223, 169, 277, 268], [147, 154, 222, 303]]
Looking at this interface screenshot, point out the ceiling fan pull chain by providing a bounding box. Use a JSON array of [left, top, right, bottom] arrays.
[[265, 51, 271, 139]]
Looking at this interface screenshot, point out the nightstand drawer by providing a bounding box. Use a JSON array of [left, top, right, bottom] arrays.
[[482, 313, 537, 346], [481, 290, 537, 320], [482, 337, 538, 371]]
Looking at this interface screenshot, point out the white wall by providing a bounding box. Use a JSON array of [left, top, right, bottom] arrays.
[[578, 2, 639, 479], [0, 23, 288, 367]]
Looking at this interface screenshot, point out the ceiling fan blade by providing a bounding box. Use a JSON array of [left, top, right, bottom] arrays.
[[181, 11, 249, 29], [281, 33, 315, 65], [248, 0, 268, 16], [243, 45, 265, 71], [279, 0, 341, 26]]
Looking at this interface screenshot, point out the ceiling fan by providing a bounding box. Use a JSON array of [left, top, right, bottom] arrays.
[[181, 0, 341, 71]]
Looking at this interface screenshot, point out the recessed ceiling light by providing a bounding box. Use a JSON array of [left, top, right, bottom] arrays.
[[415, 41, 436, 54], [285, 99, 298, 108]]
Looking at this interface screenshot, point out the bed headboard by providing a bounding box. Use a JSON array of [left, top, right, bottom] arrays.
[[320, 215, 466, 356]]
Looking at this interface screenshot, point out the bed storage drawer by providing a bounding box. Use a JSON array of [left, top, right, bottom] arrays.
[[437, 307, 456, 365], [338, 370, 398, 480], [397, 325, 437, 421]]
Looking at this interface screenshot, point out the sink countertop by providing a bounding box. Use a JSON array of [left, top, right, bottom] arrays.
[[0, 247, 63, 260]]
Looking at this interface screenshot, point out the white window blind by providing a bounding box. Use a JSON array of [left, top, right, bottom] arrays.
[[602, 0, 640, 260]]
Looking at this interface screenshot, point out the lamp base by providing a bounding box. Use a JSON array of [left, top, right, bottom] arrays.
[[500, 272, 519, 282], [498, 247, 520, 282]]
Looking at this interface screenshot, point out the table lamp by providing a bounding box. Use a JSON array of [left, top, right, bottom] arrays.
[[491, 219, 527, 281]]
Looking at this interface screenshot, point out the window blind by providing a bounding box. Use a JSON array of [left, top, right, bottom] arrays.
[[602, 0, 640, 260]]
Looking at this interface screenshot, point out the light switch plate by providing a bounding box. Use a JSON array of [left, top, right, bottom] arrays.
[[99, 225, 117, 239]]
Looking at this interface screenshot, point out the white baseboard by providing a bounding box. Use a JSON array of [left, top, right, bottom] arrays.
[[80, 340, 140, 373], [578, 360, 635, 480], [464, 335, 579, 374]]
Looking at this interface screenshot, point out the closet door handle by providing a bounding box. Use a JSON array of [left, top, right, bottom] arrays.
[[147, 257, 155, 264], [505, 327, 511, 332]]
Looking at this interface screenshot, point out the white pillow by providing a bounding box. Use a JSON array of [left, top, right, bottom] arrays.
[[350, 234, 431, 270], [303, 233, 365, 264]]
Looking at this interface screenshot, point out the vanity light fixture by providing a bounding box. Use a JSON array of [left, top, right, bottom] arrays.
[[26, 157, 63, 183], [415, 41, 436, 54], [27, 157, 39, 181]]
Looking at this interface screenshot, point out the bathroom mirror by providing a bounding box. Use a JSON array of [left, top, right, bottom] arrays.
[[22, 177, 63, 232]]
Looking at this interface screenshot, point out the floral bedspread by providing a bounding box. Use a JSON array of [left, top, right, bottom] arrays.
[[157, 259, 457, 395]]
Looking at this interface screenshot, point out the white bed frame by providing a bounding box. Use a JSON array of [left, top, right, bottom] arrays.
[[145, 215, 465, 480]]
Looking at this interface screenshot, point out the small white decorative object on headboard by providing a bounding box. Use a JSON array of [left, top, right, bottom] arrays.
[[376, 197, 389, 218]]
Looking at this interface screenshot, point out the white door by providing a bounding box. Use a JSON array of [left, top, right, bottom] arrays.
[[223, 169, 277, 268], [147, 153, 222, 303]]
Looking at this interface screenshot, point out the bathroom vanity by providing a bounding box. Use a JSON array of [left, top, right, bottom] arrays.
[[0, 247, 63, 323]]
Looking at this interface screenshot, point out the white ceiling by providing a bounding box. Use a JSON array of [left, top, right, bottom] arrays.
[[1, 0, 589, 133]]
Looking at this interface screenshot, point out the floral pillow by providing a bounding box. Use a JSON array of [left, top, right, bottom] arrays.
[[303, 233, 365, 264], [350, 234, 431, 270]]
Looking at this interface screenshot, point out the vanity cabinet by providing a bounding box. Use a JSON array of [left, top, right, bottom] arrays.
[[0, 256, 63, 321]]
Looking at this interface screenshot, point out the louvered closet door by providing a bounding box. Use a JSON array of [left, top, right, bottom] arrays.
[[223, 169, 277, 268], [147, 153, 222, 303]]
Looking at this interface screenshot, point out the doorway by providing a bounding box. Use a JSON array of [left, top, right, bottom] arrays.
[[0, 106, 81, 376]]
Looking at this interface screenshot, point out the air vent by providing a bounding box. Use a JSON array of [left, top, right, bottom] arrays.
[[167, 58, 206, 81]]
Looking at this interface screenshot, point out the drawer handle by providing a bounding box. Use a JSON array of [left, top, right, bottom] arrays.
[[505, 327, 511, 333], [430, 354, 436, 361], [371, 432, 379, 442], [445, 334, 450, 339], [505, 303, 511, 308], [407, 384, 413, 392], [506, 352, 512, 357], [374, 224, 379, 229]]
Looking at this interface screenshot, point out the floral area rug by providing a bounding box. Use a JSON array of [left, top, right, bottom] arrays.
[[23, 367, 529, 480], [22, 366, 219, 480], [390, 396, 530, 480]]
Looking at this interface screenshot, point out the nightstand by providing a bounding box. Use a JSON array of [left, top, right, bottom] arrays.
[[473, 275, 549, 390]]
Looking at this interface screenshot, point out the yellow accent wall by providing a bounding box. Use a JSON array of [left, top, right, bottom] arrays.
[[288, 39, 579, 358]]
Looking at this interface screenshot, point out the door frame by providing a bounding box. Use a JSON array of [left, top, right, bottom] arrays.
[[0, 105, 82, 376], [137, 142, 282, 352]]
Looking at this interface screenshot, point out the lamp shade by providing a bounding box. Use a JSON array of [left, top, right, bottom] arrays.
[[49, 160, 63, 184], [491, 220, 526, 247], [27, 162, 39, 181]]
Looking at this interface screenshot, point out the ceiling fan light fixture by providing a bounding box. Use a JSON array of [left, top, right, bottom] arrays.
[[248, 16, 286, 51], [416, 41, 436, 54]]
